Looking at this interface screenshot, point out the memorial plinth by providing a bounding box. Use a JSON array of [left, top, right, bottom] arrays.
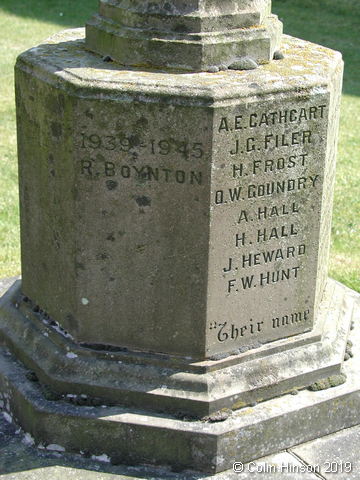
[[1, 0, 360, 474]]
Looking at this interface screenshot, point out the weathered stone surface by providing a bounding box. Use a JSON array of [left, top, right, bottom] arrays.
[[85, 0, 283, 71], [2, 402, 360, 479], [0, 277, 356, 417], [14, 30, 343, 359], [0, 409, 327, 479], [292, 425, 360, 479], [0, 281, 359, 474]]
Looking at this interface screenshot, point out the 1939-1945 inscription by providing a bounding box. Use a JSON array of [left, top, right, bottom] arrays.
[[78, 134, 205, 186]]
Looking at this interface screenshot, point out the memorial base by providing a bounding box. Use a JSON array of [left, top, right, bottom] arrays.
[[14, 28, 343, 361], [0, 278, 354, 418], [0, 279, 359, 473]]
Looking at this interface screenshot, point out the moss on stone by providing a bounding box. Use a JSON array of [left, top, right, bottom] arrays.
[[202, 408, 232, 423], [344, 340, 354, 361], [308, 373, 347, 392]]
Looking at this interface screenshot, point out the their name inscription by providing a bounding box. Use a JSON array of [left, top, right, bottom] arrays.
[[209, 308, 311, 343]]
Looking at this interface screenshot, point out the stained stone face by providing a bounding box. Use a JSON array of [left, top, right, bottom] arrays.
[[15, 30, 342, 358]]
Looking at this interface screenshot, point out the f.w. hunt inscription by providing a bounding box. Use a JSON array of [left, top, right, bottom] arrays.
[[206, 95, 329, 354]]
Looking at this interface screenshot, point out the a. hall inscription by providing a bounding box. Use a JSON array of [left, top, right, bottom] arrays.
[[207, 95, 329, 352]]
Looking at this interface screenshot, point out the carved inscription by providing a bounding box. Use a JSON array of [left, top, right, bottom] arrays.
[[80, 134, 204, 159], [77, 134, 205, 186], [208, 98, 329, 350]]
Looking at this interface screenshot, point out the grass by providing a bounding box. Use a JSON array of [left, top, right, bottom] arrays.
[[0, 0, 97, 276], [272, 0, 360, 291], [0, 0, 359, 291]]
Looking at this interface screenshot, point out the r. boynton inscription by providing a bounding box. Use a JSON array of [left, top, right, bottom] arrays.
[[207, 95, 329, 354], [78, 133, 206, 186]]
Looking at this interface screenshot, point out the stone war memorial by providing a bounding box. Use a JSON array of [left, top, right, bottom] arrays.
[[1, 0, 360, 474]]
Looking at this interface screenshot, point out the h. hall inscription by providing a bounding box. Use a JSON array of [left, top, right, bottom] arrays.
[[207, 95, 329, 353]]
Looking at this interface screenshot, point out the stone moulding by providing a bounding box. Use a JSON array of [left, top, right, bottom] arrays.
[[85, 0, 283, 71], [0, 278, 354, 418], [0, 280, 359, 473], [85, 14, 282, 71]]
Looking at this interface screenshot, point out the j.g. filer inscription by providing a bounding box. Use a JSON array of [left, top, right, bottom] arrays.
[[207, 94, 329, 354]]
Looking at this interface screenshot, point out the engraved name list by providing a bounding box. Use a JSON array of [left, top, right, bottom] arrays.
[[206, 95, 329, 354]]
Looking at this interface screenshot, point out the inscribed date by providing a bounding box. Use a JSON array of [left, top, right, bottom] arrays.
[[79, 133, 204, 159]]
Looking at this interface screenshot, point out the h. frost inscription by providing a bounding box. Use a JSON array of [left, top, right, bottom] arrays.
[[207, 97, 329, 353]]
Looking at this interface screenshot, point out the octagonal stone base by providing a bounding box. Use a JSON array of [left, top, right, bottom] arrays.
[[0, 278, 356, 419], [0, 280, 359, 474], [85, 0, 282, 71], [15, 29, 344, 360]]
